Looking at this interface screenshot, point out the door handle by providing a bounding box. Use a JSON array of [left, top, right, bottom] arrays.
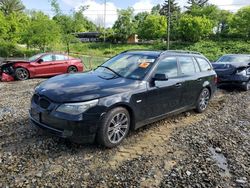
[[175, 83, 182, 87]]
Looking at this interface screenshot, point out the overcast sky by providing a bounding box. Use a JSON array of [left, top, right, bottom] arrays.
[[22, 0, 250, 27]]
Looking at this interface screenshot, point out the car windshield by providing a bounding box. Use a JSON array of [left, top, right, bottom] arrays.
[[29, 54, 43, 62], [95, 53, 156, 80], [217, 55, 250, 63]]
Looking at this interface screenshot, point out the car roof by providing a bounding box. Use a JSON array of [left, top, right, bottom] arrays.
[[221, 54, 250, 57], [124, 50, 162, 57], [123, 50, 204, 58]]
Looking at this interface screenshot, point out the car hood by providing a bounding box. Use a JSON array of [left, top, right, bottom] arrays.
[[36, 71, 140, 103], [1, 59, 29, 66], [213, 61, 249, 69]]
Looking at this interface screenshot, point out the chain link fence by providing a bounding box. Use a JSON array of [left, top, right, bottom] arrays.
[[69, 53, 109, 71]]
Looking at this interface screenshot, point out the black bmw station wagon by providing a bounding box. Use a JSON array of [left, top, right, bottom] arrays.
[[30, 50, 217, 147]]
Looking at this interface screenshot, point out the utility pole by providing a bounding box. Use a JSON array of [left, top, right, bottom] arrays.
[[103, 0, 106, 42], [167, 0, 171, 50]]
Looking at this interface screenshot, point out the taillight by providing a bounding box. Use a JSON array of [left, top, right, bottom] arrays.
[[214, 75, 218, 84]]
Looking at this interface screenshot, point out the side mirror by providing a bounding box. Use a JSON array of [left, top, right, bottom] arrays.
[[153, 73, 168, 81], [37, 59, 43, 63]]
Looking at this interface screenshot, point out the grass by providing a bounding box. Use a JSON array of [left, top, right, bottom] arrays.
[[68, 40, 250, 61], [65, 40, 250, 69], [2, 39, 249, 70]]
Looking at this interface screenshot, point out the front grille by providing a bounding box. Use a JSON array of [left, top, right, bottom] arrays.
[[33, 94, 51, 109]]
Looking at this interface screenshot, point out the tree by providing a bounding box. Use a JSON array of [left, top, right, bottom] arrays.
[[160, 0, 181, 16], [51, 0, 96, 53], [187, 4, 220, 26], [72, 8, 96, 32], [6, 12, 29, 44], [0, 0, 25, 15], [0, 11, 8, 41], [151, 4, 161, 15], [185, 0, 209, 10], [112, 8, 136, 43], [134, 11, 149, 34], [216, 10, 233, 36], [177, 14, 213, 42], [229, 6, 250, 38], [159, 0, 181, 40], [138, 14, 167, 40], [22, 11, 61, 51]]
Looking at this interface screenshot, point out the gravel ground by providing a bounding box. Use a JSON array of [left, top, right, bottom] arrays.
[[0, 79, 249, 187]]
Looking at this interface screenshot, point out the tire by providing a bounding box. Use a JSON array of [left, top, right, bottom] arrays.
[[195, 88, 210, 113], [97, 107, 130, 148], [242, 80, 250, 91], [15, 68, 29, 80], [67, 66, 78, 73]]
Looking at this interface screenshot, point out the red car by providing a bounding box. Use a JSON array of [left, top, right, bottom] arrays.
[[0, 53, 84, 81]]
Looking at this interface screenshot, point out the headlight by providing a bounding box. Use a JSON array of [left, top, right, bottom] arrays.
[[236, 69, 247, 76], [247, 68, 250, 75], [56, 99, 99, 115]]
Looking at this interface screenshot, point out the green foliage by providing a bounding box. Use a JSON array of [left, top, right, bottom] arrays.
[[0, 11, 8, 41], [0, 41, 38, 57], [160, 0, 181, 16], [65, 40, 250, 68], [177, 15, 213, 42], [183, 40, 250, 61], [6, 12, 29, 44], [185, 0, 209, 10], [138, 14, 167, 40], [187, 4, 220, 26], [100, 28, 115, 42], [229, 6, 250, 38], [151, 4, 161, 15], [113, 8, 136, 42], [0, 0, 25, 15], [216, 10, 233, 36], [22, 11, 61, 51]]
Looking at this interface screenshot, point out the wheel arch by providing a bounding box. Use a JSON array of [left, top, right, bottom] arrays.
[[67, 65, 78, 72], [14, 66, 31, 78], [106, 102, 136, 131]]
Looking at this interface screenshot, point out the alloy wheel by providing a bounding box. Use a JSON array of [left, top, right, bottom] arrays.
[[107, 113, 129, 144], [16, 68, 29, 80], [246, 80, 250, 91], [199, 89, 210, 111], [68, 66, 77, 73]]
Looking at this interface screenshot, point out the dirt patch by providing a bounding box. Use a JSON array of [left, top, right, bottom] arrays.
[[0, 79, 249, 187]]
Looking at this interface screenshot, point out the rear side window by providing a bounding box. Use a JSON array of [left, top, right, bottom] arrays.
[[155, 57, 178, 78], [196, 57, 211, 71], [55, 55, 66, 61], [178, 56, 196, 75]]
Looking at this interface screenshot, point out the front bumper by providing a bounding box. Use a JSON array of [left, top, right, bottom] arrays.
[[217, 74, 249, 86], [29, 107, 102, 144]]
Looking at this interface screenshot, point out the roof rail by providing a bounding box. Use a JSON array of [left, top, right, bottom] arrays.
[[161, 50, 202, 55], [121, 49, 163, 53]]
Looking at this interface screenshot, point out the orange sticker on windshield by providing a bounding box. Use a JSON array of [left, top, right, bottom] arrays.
[[139, 62, 150, 68]]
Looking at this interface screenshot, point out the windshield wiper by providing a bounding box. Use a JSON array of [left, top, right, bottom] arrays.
[[98, 66, 123, 77]]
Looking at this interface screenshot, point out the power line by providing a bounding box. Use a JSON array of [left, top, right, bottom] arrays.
[[26, 4, 249, 13]]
